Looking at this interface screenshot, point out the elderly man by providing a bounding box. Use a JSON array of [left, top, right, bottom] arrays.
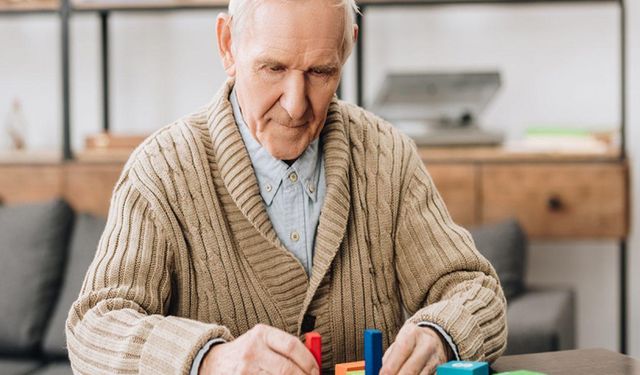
[[66, 0, 506, 374]]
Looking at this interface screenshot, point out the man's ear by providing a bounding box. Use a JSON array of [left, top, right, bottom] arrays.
[[216, 13, 236, 77], [353, 24, 359, 45]]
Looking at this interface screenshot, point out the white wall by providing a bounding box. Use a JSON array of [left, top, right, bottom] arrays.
[[360, 2, 626, 353], [626, 0, 640, 358], [0, 16, 60, 150], [0, 0, 637, 356]]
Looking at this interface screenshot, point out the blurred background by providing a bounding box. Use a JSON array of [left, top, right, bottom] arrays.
[[0, 0, 638, 371]]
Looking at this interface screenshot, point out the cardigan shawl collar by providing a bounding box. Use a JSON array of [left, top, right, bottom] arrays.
[[205, 79, 351, 332]]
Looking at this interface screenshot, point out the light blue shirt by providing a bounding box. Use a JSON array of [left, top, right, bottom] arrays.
[[189, 89, 459, 374], [231, 88, 326, 275]]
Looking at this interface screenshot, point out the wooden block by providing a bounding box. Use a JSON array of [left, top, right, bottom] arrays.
[[304, 332, 321, 370], [436, 361, 489, 375], [335, 361, 365, 375], [364, 329, 382, 375]]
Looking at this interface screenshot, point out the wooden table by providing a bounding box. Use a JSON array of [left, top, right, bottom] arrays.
[[491, 349, 640, 375]]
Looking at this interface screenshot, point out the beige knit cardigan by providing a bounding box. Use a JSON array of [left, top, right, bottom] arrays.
[[66, 80, 507, 374]]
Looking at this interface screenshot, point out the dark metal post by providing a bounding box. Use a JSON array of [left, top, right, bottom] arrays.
[[355, 9, 364, 107], [619, 0, 626, 161], [618, 0, 627, 355], [60, 0, 72, 160], [620, 240, 627, 354], [100, 11, 110, 132]]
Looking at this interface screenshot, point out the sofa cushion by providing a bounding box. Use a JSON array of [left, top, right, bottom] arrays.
[[505, 289, 575, 354], [0, 199, 74, 355], [42, 213, 106, 358], [469, 219, 527, 300], [0, 359, 44, 375], [28, 362, 73, 375]]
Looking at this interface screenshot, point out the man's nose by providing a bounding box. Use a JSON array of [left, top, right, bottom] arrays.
[[280, 72, 309, 121]]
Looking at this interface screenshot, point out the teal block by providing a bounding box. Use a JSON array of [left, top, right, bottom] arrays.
[[436, 361, 489, 375]]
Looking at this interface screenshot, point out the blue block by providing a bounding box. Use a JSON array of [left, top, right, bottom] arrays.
[[436, 361, 489, 375], [364, 329, 382, 375]]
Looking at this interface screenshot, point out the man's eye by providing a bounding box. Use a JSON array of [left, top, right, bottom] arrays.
[[269, 66, 286, 73], [310, 69, 332, 76]]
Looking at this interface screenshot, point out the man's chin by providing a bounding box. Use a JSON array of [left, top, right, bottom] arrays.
[[266, 144, 306, 162]]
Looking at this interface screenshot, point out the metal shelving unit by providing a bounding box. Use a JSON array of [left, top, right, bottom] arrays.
[[1, 0, 629, 354], [0, 0, 69, 160], [67, 0, 228, 153], [352, 1, 628, 354]]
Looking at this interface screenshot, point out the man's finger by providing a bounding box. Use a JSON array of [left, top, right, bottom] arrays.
[[380, 328, 416, 375], [382, 343, 394, 364], [261, 326, 318, 374], [254, 345, 307, 375], [397, 337, 432, 375]]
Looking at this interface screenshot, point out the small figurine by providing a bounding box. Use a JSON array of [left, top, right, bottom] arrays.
[[5, 98, 28, 150]]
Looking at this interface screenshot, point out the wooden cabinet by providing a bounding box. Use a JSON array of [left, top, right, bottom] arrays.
[[421, 147, 628, 240], [482, 163, 627, 239], [0, 148, 629, 240], [424, 164, 478, 228], [0, 160, 124, 217], [0, 165, 63, 204], [63, 163, 123, 216]]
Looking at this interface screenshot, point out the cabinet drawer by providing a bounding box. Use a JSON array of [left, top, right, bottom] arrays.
[[481, 163, 627, 239], [0, 166, 63, 204], [64, 163, 124, 217], [425, 164, 478, 228]]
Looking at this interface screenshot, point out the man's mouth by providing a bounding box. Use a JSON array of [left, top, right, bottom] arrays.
[[275, 121, 308, 128]]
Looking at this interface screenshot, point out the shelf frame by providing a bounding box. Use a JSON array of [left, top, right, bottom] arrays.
[[353, 0, 628, 354], [52, 0, 630, 355]]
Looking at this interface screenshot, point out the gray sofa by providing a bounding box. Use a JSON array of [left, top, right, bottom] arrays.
[[0, 199, 574, 374], [470, 219, 575, 354]]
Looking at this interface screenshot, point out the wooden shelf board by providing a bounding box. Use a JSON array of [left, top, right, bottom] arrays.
[[74, 149, 132, 163], [0, 0, 58, 13], [0, 150, 62, 165], [419, 146, 623, 163], [69, 0, 618, 11], [358, 0, 617, 5], [72, 0, 227, 11]]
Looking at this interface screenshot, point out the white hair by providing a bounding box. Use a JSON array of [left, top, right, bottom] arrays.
[[227, 0, 360, 62]]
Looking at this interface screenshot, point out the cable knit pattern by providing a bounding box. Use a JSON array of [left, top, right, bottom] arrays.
[[66, 79, 507, 374]]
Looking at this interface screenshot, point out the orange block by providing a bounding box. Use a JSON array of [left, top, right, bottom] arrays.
[[335, 360, 365, 375]]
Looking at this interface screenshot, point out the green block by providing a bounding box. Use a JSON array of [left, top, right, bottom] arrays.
[[346, 371, 365, 375], [437, 361, 489, 375]]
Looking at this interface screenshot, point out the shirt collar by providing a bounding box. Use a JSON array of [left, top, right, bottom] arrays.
[[230, 87, 321, 206]]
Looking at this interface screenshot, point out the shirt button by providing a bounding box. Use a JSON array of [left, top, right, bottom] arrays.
[[265, 183, 273, 192], [289, 172, 298, 183], [308, 183, 315, 193], [290, 231, 300, 242]]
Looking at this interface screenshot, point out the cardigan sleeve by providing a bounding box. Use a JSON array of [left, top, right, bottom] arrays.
[[65, 172, 233, 375], [394, 150, 507, 362]]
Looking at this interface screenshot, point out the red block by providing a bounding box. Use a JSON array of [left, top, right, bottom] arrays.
[[305, 332, 322, 369]]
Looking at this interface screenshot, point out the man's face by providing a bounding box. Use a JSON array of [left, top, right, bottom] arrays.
[[224, 0, 345, 161]]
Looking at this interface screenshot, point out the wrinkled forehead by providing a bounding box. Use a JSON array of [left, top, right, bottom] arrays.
[[239, 0, 346, 52]]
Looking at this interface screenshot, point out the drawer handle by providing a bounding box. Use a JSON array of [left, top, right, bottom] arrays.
[[547, 196, 564, 211]]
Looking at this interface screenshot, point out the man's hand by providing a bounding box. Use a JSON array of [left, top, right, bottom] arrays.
[[380, 323, 450, 375], [199, 324, 320, 375]]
